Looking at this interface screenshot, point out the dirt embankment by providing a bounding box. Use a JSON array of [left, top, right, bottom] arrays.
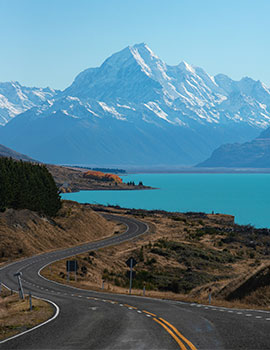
[[0, 201, 118, 264]]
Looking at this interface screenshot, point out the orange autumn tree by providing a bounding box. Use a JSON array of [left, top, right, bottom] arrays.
[[83, 170, 123, 184]]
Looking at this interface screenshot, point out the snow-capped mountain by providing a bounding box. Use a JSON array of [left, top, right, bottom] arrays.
[[0, 81, 58, 125], [0, 43, 269, 166], [63, 43, 270, 128]]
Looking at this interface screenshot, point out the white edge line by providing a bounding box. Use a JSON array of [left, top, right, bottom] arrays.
[[0, 217, 148, 344], [37, 221, 149, 296], [0, 283, 60, 345]]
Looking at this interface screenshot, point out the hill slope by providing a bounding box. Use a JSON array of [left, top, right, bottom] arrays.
[[0, 143, 36, 161], [197, 127, 270, 167], [0, 201, 116, 263]]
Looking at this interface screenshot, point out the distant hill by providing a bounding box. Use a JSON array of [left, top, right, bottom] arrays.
[[197, 126, 270, 168], [0, 144, 147, 192], [0, 144, 36, 162]]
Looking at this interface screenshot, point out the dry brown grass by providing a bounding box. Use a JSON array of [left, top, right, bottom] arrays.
[[41, 206, 270, 309], [0, 287, 54, 341], [0, 201, 118, 265]]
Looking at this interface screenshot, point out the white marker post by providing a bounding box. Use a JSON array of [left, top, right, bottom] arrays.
[[129, 258, 133, 295], [67, 261, 70, 282], [29, 292, 32, 311], [209, 288, 212, 305], [14, 272, 24, 299], [143, 282, 146, 297]]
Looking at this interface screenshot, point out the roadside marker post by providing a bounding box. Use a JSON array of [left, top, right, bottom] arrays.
[[102, 280, 104, 290], [143, 282, 146, 297], [209, 288, 212, 305], [14, 272, 24, 299], [29, 292, 32, 311], [129, 260, 133, 294], [67, 261, 70, 282]]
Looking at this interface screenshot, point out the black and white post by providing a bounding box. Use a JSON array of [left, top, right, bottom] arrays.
[[129, 258, 133, 295], [209, 288, 212, 305], [29, 291, 32, 311], [14, 272, 24, 299]]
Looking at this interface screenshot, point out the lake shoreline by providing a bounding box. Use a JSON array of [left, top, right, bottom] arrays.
[[124, 167, 270, 174], [61, 173, 270, 229]]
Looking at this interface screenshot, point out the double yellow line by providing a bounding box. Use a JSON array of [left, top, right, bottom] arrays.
[[153, 317, 197, 350]]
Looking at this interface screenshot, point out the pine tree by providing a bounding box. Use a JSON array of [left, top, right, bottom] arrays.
[[0, 157, 61, 216]]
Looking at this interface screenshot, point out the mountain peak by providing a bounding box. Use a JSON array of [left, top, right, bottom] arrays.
[[178, 61, 195, 74], [131, 42, 148, 49]]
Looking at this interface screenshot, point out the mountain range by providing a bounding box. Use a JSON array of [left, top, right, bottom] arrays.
[[0, 81, 57, 125], [0, 43, 269, 166]]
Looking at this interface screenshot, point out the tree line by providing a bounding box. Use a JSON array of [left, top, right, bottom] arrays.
[[0, 157, 61, 216]]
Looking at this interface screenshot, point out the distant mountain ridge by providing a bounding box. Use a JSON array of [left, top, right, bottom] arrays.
[[197, 126, 270, 168], [0, 143, 36, 162], [0, 43, 269, 166], [0, 81, 58, 126]]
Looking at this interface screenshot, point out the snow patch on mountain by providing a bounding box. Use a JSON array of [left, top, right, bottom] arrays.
[[144, 102, 173, 124], [0, 81, 58, 125], [98, 101, 126, 120]]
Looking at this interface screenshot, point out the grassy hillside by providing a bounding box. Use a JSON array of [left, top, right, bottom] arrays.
[[0, 201, 118, 264], [40, 205, 270, 307]]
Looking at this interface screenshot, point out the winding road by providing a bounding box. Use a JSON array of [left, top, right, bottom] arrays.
[[0, 214, 270, 349]]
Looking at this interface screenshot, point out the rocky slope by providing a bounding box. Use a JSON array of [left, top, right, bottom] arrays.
[[197, 126, 270, 167]]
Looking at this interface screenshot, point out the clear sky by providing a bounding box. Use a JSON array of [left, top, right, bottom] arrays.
[[1, 0, 270, 90]]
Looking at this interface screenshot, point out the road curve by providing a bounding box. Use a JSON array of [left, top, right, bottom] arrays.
[[0, 214, 270, 350]]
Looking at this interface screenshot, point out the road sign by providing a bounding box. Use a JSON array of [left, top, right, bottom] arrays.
[[126, 257, 137, 268], [126, 257, 137, 295], [66, 260, 78, 272]]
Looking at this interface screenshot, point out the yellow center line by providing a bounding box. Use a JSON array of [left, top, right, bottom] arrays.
[[153, 318, 187, 350], [124, 304, 137, 309], [142, 310, 156, 317], [159, 317, 197, 350]]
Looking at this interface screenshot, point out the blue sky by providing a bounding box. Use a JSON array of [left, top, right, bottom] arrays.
[[1, 0, 270, 89]]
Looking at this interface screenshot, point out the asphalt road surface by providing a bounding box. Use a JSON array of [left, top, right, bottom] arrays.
[[0, 214, 270, 350]]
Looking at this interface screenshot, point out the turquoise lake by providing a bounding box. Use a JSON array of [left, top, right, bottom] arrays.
[[61, 174, 270, 228]]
